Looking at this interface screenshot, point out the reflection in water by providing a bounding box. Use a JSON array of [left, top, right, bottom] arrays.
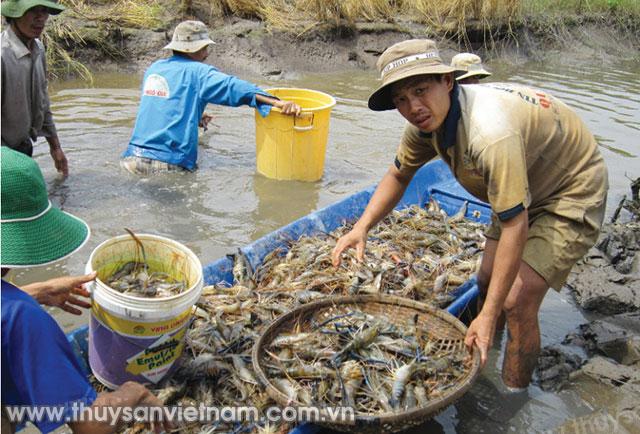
[[251, 175, 320, 240], [17, 59, 640, 432]]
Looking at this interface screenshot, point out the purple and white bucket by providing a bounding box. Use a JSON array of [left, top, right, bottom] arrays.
[[86, 234, 203, 389]]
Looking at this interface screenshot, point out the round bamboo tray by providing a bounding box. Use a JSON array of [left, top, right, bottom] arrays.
[[252, 294, 480, 433]]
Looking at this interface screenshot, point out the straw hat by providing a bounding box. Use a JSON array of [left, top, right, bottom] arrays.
[[1, 0, 65, 17], [0, 147, 90, 268], [451, 53, 492, 81], [163, 20, 215, 53], [368, 39, 455, 111]]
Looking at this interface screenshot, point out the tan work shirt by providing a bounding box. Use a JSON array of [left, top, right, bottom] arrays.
[[396, 83, 608, 222], [1, 26, 57, 147]]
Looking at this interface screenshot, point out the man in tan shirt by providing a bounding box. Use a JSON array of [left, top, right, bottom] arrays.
[[1, 0, 68, 175], [332, 39, 608, 390]]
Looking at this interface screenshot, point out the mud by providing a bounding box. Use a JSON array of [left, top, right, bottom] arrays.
[[568, 248, 640, 315], [566, 182, 640, 315], [555, 356, 640, 434], [535, 312, 640, 399], [535, 181, 639, 429], [535, 346, 585, 392], [58, 12, 640, 81]]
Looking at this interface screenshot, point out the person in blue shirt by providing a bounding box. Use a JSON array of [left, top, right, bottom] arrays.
[[121, 20, 301, 175], [1, 147, 169, 434]]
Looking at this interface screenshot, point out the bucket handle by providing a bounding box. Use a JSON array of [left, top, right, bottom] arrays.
[[293, 112, 314, 131]]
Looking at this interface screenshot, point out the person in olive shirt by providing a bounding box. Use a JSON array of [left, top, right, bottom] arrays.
[[332, 39, 608, 390]]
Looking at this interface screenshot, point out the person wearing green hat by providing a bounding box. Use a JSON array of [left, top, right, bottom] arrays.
[[1, 0, 69, 176], [331, 39, 608, 391], [1, 147, 170, 433]]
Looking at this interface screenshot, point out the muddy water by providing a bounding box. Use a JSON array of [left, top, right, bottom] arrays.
[[8, 58, 639, 432]]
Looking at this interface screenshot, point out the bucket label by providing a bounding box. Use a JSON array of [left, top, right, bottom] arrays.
[[92, 303, 192, 337], [125, 326, 187, 383]]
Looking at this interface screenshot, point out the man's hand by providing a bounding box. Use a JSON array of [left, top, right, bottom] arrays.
[[22, 273, 95, 315], [71, 381, 172, 434], [111, 382, 173, 433], [331, 226, 368, 267], [278, 100, 302, 116], [464, 311, 497, 368], [199, 113, 214, 131], [47, 136, 68, 176]]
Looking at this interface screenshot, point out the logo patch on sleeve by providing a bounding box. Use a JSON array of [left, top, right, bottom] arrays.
[[143, 74, 170, 98]]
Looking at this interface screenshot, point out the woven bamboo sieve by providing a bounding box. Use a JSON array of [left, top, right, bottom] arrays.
[[252, 294, 481, 433]]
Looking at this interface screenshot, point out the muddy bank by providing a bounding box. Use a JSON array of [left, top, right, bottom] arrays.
[[535, 182, 640, 430], [567, 182, 640, 315], [57, 12, 640, 80], [535, 311, 640, 430]]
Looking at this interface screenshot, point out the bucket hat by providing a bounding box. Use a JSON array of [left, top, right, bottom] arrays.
[[1, 147, 90, 268], [1, 0, 65, 17], [451, 53, 492, 81], [163, 20, 215, 53], [368, 39, 455, 111]]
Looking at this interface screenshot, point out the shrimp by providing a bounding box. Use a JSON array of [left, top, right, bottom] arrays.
[[389, 361, 417, 408]]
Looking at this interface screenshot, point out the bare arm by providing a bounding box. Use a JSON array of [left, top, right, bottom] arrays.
[[331, 164, 417, 266], [45, 135, 68, 177], [21, 273, 95, 315], [465, 210, 528, 365], [255, 94, 302, 116]]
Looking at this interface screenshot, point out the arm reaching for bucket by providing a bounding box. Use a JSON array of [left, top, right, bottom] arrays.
[[331, 164, 417, 267], [69, 381, 172, 434], [21, 273, 96, 315], [255, 94, 302, 116]]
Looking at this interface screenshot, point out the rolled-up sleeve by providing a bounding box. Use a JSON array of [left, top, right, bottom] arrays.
[[395, 123, 437, 176], [199, 70, 273, 117]]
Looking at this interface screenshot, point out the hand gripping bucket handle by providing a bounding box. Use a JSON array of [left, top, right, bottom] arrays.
[[293, 112, 314, 131]]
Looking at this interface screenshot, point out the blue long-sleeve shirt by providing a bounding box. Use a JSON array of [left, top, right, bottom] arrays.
[[122, 55, 273, 170]]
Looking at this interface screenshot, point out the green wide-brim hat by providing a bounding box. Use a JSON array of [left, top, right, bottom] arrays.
[[1, 0, 65, 18], [1, 147, 90, 268]]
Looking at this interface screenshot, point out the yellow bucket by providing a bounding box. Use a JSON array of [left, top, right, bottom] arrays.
[[255, 88, 336, 182]]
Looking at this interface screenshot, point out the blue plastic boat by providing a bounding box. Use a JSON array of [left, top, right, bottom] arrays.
[[66, 159, 491, 432]]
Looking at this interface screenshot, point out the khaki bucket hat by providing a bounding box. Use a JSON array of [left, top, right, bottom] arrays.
[[1, 0, 65, 17], [163, 20, 215, 53], [368, 39, 455, 111], [451, 53, 492, 81]]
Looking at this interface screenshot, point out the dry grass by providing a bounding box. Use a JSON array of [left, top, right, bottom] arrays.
[[39, 0, 639, 80], [41, 18, 93, 82], [43, 0, 167, 80], [407, 0, 520, 30], [61, 0, 165, 28]]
